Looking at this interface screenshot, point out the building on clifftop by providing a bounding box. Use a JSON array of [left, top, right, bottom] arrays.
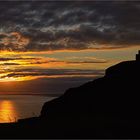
[[136, 50, 140, 61]]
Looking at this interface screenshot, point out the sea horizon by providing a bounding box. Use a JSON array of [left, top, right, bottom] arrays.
[[0, 92, 61, 97]]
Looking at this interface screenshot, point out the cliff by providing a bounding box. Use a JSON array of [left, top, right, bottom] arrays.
[[39, 59, 140, 138], [0, 58, 140, 138]]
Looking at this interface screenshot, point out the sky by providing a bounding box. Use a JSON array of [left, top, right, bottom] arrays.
[[0, 1, 139, 95]]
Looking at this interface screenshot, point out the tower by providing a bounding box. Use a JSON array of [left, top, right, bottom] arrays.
[[136, 50, 140, 61]]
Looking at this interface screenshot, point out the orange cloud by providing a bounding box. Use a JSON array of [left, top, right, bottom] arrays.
[[0, 32, 30, 51]]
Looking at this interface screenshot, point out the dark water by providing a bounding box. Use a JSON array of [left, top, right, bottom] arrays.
[[0, 95, 55, 123]]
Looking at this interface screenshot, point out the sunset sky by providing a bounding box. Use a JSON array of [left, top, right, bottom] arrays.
[[0, 1, 139, 95]]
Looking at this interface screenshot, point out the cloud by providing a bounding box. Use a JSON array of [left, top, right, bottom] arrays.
[[29, 59, 108, 65], [65, 56, 108, 64], [0, 63, 20, 66], [0, 57, 35, 61], [0, 32, 29, 51], [0, 56, 108, 65], [0, 68, 105, 79], [0, 1, 140, 52]]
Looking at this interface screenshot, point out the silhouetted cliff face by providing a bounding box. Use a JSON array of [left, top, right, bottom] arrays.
[[41, 60, 140, 117], [39, 60, 140, 138]]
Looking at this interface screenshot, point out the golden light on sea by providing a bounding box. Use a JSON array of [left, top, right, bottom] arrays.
[[0, 100, 17, 123]]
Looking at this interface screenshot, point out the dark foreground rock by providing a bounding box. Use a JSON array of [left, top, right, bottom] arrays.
[[0, 58, 140, 138]]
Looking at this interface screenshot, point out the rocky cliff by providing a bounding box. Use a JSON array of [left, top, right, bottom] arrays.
[[39, 59, 140, 138]]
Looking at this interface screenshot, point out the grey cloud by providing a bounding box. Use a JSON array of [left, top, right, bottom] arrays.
[[0, 1, 140, 52]]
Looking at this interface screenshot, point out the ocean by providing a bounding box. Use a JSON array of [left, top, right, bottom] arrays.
[[0, 95, 56, 123]]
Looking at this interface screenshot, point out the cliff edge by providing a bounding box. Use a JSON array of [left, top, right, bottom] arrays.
[[39, 52, 140, 138]]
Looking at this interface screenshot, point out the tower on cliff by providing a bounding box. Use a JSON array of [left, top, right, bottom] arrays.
[[136, 50, 140, 61]]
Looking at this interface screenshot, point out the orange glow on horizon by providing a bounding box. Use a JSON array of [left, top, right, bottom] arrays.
[[0, 45, 138, 82], [0, 45, 139, 55], [0, 76, 41, 82]]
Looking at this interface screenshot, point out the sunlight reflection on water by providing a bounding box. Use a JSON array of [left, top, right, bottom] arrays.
[[0, 100, 17, 123], [0, 95, 56, 123]]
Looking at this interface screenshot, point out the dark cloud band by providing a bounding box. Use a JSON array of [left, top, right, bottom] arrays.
[[0, 68, 105, 79], [0, 1, 140, 52]]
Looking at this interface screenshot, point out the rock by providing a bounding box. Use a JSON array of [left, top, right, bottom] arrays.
[[39, 55, 140, 138]]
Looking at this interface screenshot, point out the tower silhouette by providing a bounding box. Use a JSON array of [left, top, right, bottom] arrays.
[[136, 50, 140, 61]]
